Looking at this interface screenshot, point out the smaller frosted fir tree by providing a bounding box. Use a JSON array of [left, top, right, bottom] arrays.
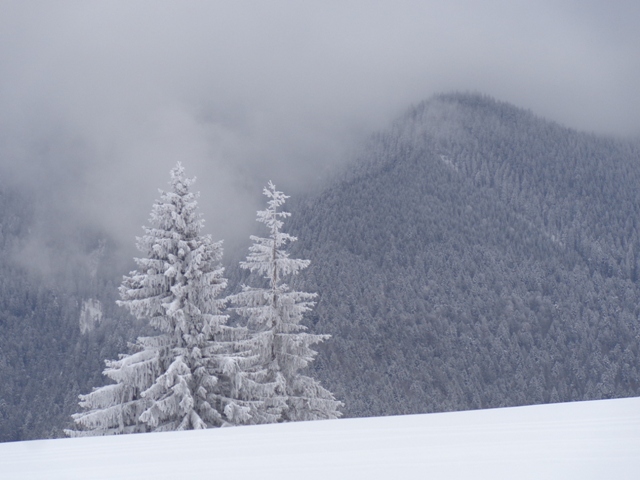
[[67, 163, 261, 436], [229, 182, 342, 422]]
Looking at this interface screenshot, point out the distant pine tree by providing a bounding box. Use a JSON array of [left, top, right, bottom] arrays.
[[229, 182, 342, 422], [66, 163, 262, 436]]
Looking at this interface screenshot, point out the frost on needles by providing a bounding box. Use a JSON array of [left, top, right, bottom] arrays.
[[229, 182, 343, 422], [68, 164, 265, 435], [66, 165, 340, 437]]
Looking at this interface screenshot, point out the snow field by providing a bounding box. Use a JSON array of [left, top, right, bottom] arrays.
[[2, 396, 639, 480]]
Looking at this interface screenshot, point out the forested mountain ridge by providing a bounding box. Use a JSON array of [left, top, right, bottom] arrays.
[[288, 93, 640, 417], [2, 92, 640, 441]]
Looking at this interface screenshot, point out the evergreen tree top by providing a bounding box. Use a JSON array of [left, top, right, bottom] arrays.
[[142, 162, 203, 246], [169, 162, 195, 196], [241, 181, 309, 283], [257, 181, 291, 237]]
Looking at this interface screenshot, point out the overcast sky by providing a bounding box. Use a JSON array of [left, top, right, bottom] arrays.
[[1, 0, 639, 258]]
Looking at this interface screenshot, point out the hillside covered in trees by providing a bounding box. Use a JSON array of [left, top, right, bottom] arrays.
[[2, 93, 640, 440], [288, 93, 640, 417]]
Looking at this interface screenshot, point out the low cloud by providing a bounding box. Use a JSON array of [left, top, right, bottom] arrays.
[[1, 0, 639, 268]]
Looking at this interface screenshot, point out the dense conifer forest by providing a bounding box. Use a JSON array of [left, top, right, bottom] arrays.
[[2, 93, 640, 440], [289, 93, 640, 417]]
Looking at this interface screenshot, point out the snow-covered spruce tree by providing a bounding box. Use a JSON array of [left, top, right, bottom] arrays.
[[66, 163, 263, 436], [229, 182, 342, 422]]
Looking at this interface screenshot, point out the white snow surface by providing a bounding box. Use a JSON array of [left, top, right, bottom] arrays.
[[2, 397, 639, 479]]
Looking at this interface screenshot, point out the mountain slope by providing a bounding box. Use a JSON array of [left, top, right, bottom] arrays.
[[289, 93, 640, 417], [3, 397, 639, 480]]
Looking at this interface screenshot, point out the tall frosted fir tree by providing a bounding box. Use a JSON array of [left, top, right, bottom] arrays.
[[230, 182, 342, 422], [67, 163, 259, 436]]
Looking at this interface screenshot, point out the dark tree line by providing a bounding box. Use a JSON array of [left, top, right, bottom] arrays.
[[286, 93, 640, 417]]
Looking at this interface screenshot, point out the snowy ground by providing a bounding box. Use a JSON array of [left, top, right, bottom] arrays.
[[2, 397, 639, 479]]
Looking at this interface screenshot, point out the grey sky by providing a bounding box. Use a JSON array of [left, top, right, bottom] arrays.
[[1, 0, 639, 256]]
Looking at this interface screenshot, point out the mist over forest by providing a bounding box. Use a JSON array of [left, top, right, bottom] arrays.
[[3, 93, 640, 440], [2, 1, 640, 261]]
